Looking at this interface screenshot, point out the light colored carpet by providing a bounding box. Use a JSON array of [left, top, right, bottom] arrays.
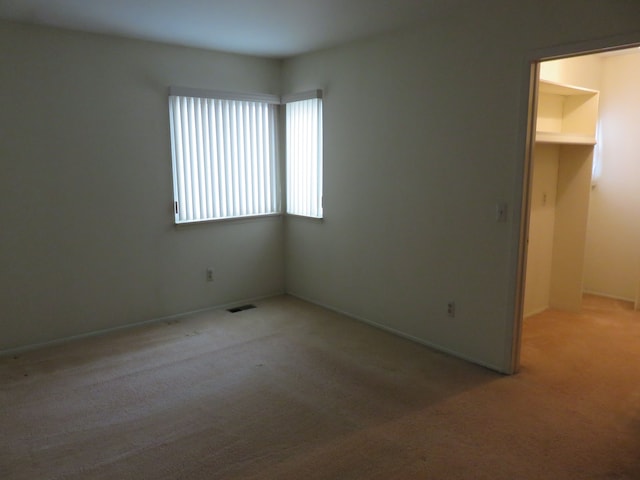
[[1, 294, 639, 479]]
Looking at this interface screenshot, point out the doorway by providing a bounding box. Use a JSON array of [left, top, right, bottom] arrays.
[[512, 42, 640, 373]]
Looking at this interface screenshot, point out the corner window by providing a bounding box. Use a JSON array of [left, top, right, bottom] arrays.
[[168, 88, 280, 223], [284, 92, 323, 218]]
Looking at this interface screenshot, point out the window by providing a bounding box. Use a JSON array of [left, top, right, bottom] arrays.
[[284, 92, 323, 218], [168, 88, 280, 223], [592, 119, 603, 186]]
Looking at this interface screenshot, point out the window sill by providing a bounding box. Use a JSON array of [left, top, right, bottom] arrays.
[[285, 213, 324, 223], [174, 212, 282, 227]]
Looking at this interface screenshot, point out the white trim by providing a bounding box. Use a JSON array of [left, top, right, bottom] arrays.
[[175, 212, 282, 226], [285, 213, 324, 222], [281, 89, 323, 104], [168, 86, 281, 104], [582, 290, 636, 303], [504, 61, 539, 375], [523, 306, 549, 318], [526, 36, 640, 63], [286, 291, 505, 374], [0, 292, 284, 358], [169, 87, 324, 105]]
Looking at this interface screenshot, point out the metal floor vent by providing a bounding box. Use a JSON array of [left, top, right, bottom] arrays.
[[227, 304, 256, 313]]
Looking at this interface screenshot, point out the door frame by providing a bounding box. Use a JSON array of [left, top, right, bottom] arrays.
[[506, 33, 640, 375], [636, 267, 640, 310]]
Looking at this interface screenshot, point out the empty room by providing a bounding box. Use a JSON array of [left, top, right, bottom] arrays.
[[1, 1, 639, 478]]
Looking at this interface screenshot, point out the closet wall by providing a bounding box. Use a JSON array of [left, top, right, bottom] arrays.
[[583, 51, 640, 305]]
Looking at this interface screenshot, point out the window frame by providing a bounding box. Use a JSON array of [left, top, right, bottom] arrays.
[[282, 90, 324, 219], [168, 87, 281, 225], [167, 87, 324, 225]]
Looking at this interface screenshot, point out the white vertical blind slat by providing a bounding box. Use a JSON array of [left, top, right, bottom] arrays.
[[239, 102, 248, 216], [256, 106, 265, 213], [273, 107, 280, 211], [207, 100, 217, 218], [317, 100, 323, 216], [201, 100, 211, 219], [305, 100, 312, 216], [287, 106, 292, 213], [236, 102, 244, 216], [183, 98, 194, 220], [265, 106, 274, 212], [248, 104, 256, 214], [216, 100, 227, 218], [195, 98, 205, 220]]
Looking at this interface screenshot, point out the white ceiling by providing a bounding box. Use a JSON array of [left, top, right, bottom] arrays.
[[0, 0, 470, 58]]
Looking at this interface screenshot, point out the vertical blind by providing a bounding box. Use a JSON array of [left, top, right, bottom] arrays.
[[286, 97, 323, 218], [169, 93, 279, 223]]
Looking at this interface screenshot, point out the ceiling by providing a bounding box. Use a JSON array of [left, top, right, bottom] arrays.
[[0, 0, 469, 58]]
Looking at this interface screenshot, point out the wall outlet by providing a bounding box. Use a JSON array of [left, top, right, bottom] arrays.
[[447, 301, 456, 318], [206, 268, 214, 282]]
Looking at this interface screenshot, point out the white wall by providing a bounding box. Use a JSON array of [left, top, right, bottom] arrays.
[[523, 144, 559, 316], [539, 55, 603, 90], [583, 51, 640, 301], [0, 21, 284, 351], [282, 0, 640, 371]]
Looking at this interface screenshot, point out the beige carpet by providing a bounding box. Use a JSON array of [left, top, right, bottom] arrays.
[[1, 294, 639, 479]]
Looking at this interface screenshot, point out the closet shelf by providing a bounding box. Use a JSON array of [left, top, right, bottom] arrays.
[[539, 80, 598, 96], [535, 131, 596, 145], [535, 79, 599, 145]]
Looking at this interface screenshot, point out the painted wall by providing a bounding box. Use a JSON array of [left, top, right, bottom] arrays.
[[523, 144, 559, 316], [0, 21, 284, 351], [583, 51, 640, 301], [282, 0, 640, 370], [548, 145, 594, 311], [539, 55, 603, 90]]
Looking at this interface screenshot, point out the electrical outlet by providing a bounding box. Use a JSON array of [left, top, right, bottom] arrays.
[[206, 268, 214, 282], [447, 301, 456, 318]]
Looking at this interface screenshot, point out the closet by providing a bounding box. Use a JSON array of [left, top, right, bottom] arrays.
[[523, 77, 599, 315], [523, 51, 640, 317]]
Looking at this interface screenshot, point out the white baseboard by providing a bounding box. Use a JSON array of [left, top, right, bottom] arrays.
[[286, 290, 506, 374], [524, 291, 637, 319], [582, 290, 635, 303], [0, 291, 284, 357], [523, 306, 549, 318]]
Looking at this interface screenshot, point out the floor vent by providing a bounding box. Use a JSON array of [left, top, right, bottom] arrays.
[[227, 304, 257, 313]]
